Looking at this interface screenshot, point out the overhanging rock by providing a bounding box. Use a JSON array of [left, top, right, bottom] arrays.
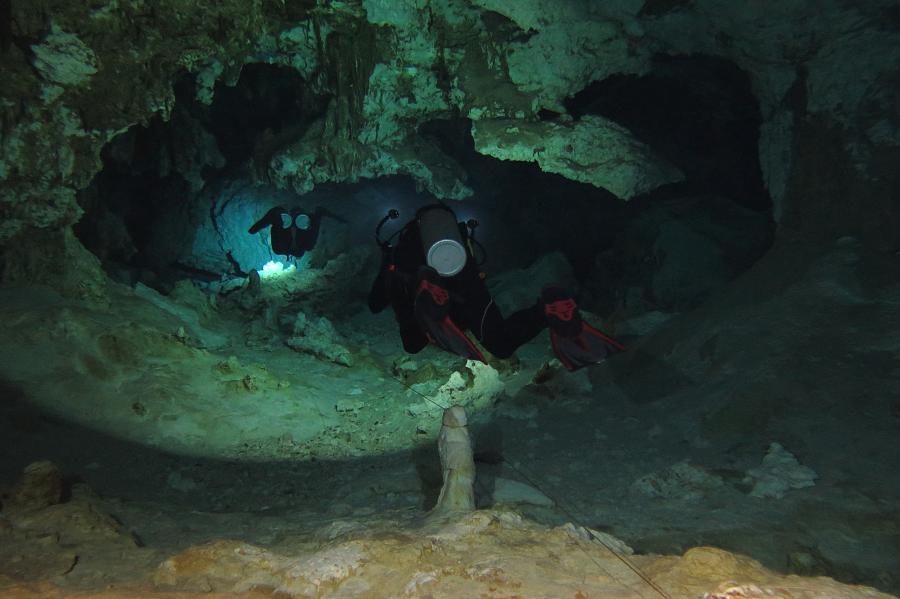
[[471, 115, 683, 200]]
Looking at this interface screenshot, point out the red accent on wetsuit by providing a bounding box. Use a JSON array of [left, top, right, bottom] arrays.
[[544, 298, 576, 321], [417, 279, 449, 306]]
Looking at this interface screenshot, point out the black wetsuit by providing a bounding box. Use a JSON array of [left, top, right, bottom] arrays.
[[368, 219, 546, 359], [248, 206, 341, 259]]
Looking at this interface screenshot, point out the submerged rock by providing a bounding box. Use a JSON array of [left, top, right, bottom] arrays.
[[1, 461, 64, 515], [744, 442, 818, 499], [286, 312, 353, 367], [488, 251, 577, 315], [5, 508, 883, 598], [472, 116, 683, 200], [490, 477, 554, 507], [30, 25, 99, 87], [134, 283, 227, 350], [432, 405, 476, 516], [633, 460, 725, 500]]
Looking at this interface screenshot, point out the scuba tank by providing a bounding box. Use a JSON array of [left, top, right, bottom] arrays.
[[374, 203, 485, 276], [417, 204, 467, 276]]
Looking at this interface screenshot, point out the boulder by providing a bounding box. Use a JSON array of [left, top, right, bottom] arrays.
[[472, 116, 683, 200], [744, 442, 818, 499], [1, 461, 64, 514], [488, 251, 577, 315], [285, 312, 353, 366], [633, 460, 724, 500]]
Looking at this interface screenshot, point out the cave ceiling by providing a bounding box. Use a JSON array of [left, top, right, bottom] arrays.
[[0, 0, 898, 251]]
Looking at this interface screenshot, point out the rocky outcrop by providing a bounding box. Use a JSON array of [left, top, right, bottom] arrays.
[[472, 116, 683, 200], [46, 511, 900, 598], [488, 251, 577, 315], [0, 462, 139, 584], [0, 1, 291, 246], [432, 405, 476, 515], [2, 0, 898, 287], [744, 442, 818, 499], [286, 312, 353, 367], [0, 461, 64, 515]]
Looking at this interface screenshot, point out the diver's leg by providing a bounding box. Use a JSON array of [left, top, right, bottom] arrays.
[[414, 266, 486, 361], [455, 272, 545, 359], [399, 317, 429, 353], [474, 300, 545, 359]]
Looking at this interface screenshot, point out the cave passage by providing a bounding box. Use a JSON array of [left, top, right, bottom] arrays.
[[73, 53, 777, 323], [567, 54, 772, 213]]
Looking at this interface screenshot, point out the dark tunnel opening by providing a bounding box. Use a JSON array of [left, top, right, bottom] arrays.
[[205, 63, 328, 171], [561, 54, 776, 316], [566, 53, 771, 213], [73, 63, 332, 288]]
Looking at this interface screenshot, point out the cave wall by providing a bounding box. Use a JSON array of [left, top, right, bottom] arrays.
[[1, 0, 898, 295]]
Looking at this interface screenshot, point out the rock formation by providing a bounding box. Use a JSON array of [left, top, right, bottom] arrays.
[[4, 0, 894, 282], [1, 0, 898, 596], [432, 404, 476, 515]]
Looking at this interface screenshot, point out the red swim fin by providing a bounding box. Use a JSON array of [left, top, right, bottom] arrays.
[[543, 286, 624, 371], [549, 321, 625, 371]]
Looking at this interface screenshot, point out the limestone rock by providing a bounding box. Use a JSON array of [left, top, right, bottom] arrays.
[[1, 1, 281, 249], [651, 220, 730, 308], [505, 18, 644, 108], [268, 119, 472, 200], [673, 546, 770, 584], [432, 405, 476, 515], [633, 460, 725, 500], [182, 182, 294, 275], [166, 107, 225, 192], [560, 522, 634, 555], [488, 251, 577, 315], [11, 487, 132, 545], [1, 0, 898, 258], [30, 25, 99, 87], [0, 228, 108, 303], [0, 478, 138, 583], [585, 194, 772, 315], [441, 404, 468, 427], [616, 310, 676, 338], [491, 477, 554, 507], [2, 506, 896, 598], [744, 442, 818, 499], [286, 312, 353, 367], [154, 539, 366, 595], [472, 116, 683, 199], [134, 283, 227, 350], [438, 362, 502, 412], [1, 461, 64, 514]]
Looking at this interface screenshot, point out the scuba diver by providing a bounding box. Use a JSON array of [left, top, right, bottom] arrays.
[[248, 205, 346, 261], [368, 203, 624, 371]]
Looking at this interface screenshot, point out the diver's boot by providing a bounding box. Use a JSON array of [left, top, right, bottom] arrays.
[[414, 267, 486, 362], [542, 286, 625, 371]]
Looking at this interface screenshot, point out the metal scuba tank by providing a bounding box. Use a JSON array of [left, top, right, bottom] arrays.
[[417, 205, 467, 277]]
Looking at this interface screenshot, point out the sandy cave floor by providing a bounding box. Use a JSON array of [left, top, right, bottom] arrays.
[[1, 238, 899, 597]]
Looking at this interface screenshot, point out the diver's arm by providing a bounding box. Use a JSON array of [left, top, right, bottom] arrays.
[[248, 206, 284, 234]]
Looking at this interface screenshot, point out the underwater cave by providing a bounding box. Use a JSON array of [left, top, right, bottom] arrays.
[[2, 1, 899, 598]]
